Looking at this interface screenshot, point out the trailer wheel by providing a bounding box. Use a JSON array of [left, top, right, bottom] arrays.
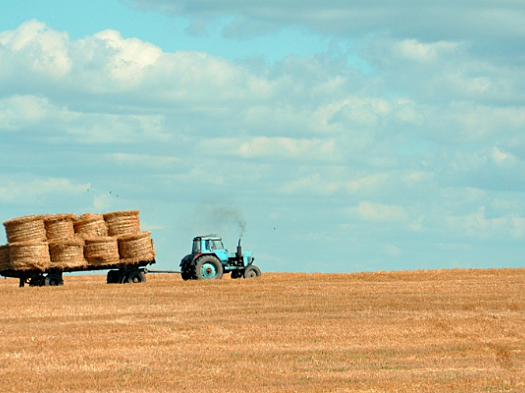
[[126, 270, 146, 283], [45, 273, 63, 286], [107, 270, 119, 284], [194, 256, 223, 280], [243, 265, 261, 279]]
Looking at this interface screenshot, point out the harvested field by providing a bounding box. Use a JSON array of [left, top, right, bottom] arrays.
[[0, 269, 524, 392]]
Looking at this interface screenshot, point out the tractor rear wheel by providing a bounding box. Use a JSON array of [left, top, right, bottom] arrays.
[[194, 256, 223, 280], [243, 265, 261, 279]]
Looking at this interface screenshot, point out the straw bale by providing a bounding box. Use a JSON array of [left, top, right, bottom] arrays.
[[104, 210, 141, 237], [0, 244, 9, 271], [74, 213, 108, 239], [84, 237, 120, 266], [8, 241, 50, 271], [45, 213, 76, 242], [3, 215, 46, 243], [118, 231, 155, 264], [49, 239, 87, 270]]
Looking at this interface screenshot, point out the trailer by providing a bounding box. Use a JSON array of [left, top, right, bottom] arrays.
[[1, 258, 155, 287]]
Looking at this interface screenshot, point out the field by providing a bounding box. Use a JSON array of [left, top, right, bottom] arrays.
[[0, 269, 524, 392]]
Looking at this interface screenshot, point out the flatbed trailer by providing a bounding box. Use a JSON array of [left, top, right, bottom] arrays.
[[1, 259, 156, 287]]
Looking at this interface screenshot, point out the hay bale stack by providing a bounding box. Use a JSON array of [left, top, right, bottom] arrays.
[[3, 215, 46, 243], [74, 213, 108, 239], [0, 244, 9, 271], [118, 231, 155, 264], [84, 237, 120, 267], [45, 213, 76, 242], [49, 239, 86, 270], [8, 241, 50, 271], [104, 210, 141, 237]]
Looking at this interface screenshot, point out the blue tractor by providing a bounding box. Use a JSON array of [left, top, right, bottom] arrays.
[[179, 235, 260, 280]]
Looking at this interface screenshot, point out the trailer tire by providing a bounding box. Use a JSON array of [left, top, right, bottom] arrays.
[[194, 256, 223, 280], [243, 265, 261, 279], [126, 270, 146, 283], [107, 270, 119, 284], [45, 273, 63, 286]]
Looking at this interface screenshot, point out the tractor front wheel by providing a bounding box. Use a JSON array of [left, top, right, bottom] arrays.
[[194, 256, 223, 280], [243, 265, 261, 279]]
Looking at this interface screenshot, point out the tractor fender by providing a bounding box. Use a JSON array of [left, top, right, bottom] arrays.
[[180, 254, 192, 268], [191, 253, 220, 265]]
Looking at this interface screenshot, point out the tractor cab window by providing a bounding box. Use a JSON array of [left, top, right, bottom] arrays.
[[192, 239, 201, 253], [211, 239, 224, 250]]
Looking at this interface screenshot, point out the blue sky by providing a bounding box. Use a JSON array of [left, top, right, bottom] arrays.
[[1, 0, 525, 273]]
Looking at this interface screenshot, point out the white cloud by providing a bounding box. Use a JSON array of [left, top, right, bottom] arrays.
[[352, 201, 408, 222], [446, 207, 525, 239], [0, 176, 89, 204], [237, 137, 335, 159], [282, 173, 339, 196], [126, 1, 525, 44], [0, 20, 71, 76]]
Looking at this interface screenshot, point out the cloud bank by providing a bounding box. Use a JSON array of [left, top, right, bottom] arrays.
[[1, 14, 524, 271]]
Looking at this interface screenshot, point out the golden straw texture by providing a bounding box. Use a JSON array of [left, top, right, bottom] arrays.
[[49, 239, 87, 270], [8, 241, 50, 271], [104, 210, 141, 237], [118, 231, 155, 264], [45, 214, 76, 242], [73, 213, 108, 239], [84, 237, 120, 266], [3, 215, 46, 243], [0, 244, 9, 271]]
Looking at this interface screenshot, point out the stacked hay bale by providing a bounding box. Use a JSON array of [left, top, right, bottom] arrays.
[[73, 213, 108, 239], [0, 244, 10, 272], [0, 210, 155, 273], [103, 210, 155, 266], [45, 213, 87, 271], [3, 215, 50, 272]]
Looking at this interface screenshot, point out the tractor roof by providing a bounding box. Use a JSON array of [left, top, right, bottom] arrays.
[[196, 234, 222, 240]]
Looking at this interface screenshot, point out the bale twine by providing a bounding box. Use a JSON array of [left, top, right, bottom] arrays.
[[118, 231, 155, 264], [3, 215, 46, 243], [45, 213, 76, 242], [84, 237, 120, 266], [8, 241, 50, 271], [0, 244, 9, 271], [49, 239, 86, 270], [74, 213, 108, 239], [104, 210, 141, 237]]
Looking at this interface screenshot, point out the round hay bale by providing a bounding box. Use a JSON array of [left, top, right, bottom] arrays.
[[45, 213, 76, 242], [84, 237, 119, 267], [103, 210, 141, 237], [74, 213, 108, 239], [0, 244, 10, 271], [49, 239, 86, 270], [3, 215, 46, 243], [118, 231, 155, 264], [8, 241, 50, 271]]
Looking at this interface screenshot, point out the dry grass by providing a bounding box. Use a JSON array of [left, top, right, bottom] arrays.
[[0, 268, 524, 392]]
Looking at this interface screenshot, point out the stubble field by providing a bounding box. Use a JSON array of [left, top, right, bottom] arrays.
[[0, 268, 524, 392]]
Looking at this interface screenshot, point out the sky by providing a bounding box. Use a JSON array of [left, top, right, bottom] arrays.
[[1, 1, 525, 273]]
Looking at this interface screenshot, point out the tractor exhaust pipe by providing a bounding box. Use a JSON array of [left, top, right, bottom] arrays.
[[237, 238, 242, 262]]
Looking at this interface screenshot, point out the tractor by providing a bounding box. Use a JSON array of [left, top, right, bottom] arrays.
[[179, 235, 260, 280]]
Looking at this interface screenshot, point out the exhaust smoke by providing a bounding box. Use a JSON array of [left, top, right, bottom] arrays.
[[203, 205, 247, 239]]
